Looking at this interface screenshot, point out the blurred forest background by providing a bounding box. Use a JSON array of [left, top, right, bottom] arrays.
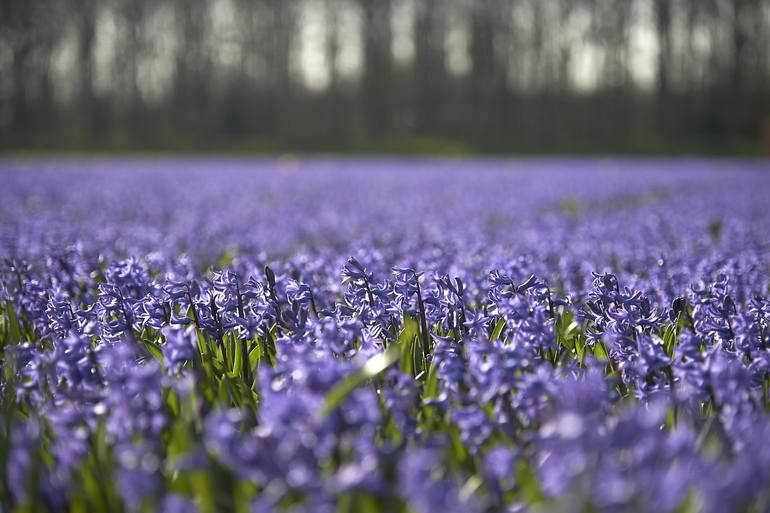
[[2, 0, 770, 154]]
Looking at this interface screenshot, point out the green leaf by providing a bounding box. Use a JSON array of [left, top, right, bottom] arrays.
[[459, 475, 484, 503], [321, 344, 401, 418], [559, 198, 581, 216], [594, 340, 609, 361], [398, 314, 421, 376], [490, 317, 506, 342], [423, 360, 439, 399], [249, 340, 263, 369], [3, 302, 23, 346], [516, 459, 545, 504], [708, 219, 722, 242], [142, 337, 164, 361], [231, 334, 243, 378], [661, 322, 679, 357], [216, 249, 240, 269], [575, 334, 585, 365]]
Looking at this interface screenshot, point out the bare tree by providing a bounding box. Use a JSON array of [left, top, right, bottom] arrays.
[[1, 0, 768, 152], [360, 0, 393, 137]]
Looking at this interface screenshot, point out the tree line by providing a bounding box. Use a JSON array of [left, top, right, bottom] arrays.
[[2, 0, 769, 153]]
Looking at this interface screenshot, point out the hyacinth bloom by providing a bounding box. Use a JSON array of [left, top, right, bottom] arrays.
[[0, 157, 770, 512]]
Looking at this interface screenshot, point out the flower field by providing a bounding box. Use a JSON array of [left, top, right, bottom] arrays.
[[1, 158, 770, 513]]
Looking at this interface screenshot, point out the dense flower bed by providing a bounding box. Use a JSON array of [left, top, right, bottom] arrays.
[[1, 158, 769, 513]]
